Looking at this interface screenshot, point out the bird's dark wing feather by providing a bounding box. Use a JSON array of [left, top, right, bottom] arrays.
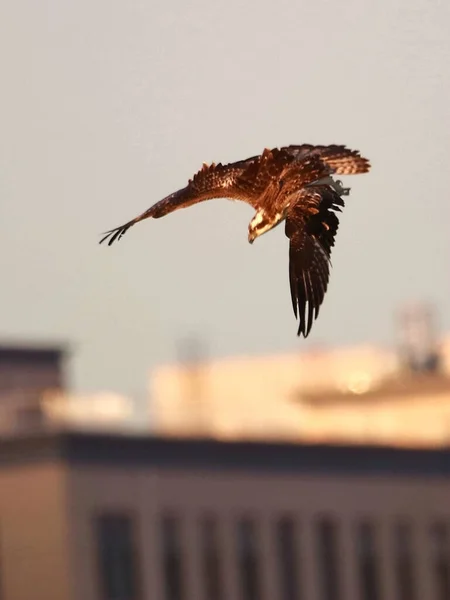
[[99, 147, 297, 246], [282, 144, 371, 175], [285, 186, 345, 337]]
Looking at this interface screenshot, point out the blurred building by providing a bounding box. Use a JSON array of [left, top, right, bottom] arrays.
[[1, 431, 450, 600], [0, 342, 66, 432], [151, 329, 450, 446], [0, 342, 136, 434]]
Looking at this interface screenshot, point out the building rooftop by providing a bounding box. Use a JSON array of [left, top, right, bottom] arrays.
[[1, 431, 450, 477], [0, 342, 68, 362]]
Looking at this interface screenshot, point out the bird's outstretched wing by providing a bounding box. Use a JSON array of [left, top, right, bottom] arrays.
[[99, 147, 297, 246], [285, 186, 345, 337], [99, 161, 251, 245], [282, 144, 370, 175]]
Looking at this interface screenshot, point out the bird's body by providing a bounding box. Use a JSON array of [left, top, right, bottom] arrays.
[[100, 144, 371, 337]]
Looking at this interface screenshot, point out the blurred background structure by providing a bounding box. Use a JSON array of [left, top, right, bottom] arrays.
[[153, 303, 450, 447], [2, 303, 450, 447], [1, 305, 450, 600], [2, 430, 450, 600]]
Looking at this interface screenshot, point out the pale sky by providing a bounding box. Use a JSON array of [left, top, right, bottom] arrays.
[[1, 0, 449, 402]]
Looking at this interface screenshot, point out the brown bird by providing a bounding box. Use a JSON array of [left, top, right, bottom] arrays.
[[100, 144, 370, 337]]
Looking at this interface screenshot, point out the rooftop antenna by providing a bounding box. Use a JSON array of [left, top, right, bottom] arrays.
[[177, 335, 209, 434], [397, 301, 440, 374]]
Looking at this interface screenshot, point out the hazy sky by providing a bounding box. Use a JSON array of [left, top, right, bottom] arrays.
[[1, 0, 449, 401]]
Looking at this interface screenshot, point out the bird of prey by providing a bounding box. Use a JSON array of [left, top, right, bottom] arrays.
[[100, 144, 370, 337]]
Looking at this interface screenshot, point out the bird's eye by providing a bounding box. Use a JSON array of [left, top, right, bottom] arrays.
[[279, 179, 285, 188]]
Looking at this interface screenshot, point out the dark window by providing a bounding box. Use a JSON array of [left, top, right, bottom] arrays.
[[394, 520, 416, 600], [276, 515, 301, 600], [161, 514, 184, 600], [236, 517, 261, 600], [200, 515, 223, 600], [355, 520, 380, 600], [315, 517, 341, 600], [95, 513, 141, 600], [430, 521, 450, 600]]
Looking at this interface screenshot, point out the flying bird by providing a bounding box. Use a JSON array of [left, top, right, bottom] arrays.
[[100, 144, 370, 337]]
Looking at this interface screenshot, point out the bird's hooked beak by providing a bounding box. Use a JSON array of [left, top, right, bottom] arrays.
[[248, 229, 256, 244]]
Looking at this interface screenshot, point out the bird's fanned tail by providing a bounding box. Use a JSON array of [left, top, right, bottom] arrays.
[[285, 144, 370, 175]]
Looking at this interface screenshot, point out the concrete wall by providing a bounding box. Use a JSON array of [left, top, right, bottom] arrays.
[[0, 462, 73, 600]]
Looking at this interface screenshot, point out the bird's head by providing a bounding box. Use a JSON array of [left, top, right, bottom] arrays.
[[248, 211, 280, 244]]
